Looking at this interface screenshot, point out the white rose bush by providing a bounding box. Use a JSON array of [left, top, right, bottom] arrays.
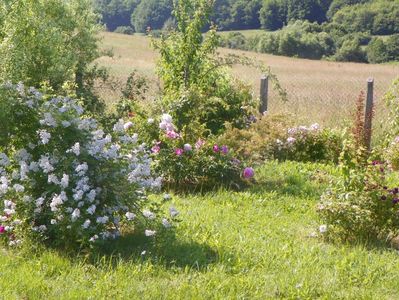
[[0, 83, 173, 249]]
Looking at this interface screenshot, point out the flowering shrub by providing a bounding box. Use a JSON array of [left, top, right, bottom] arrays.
[[219, 118, 343, 166], [0, 83, 173, 249], [318, 160, 399, 241], [147, 113, 250, 189], [276, 124, 343, 164], [385, 136, 399, 171], [217, 113, 292, 165]]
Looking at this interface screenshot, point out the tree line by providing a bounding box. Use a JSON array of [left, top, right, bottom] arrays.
[[94, 0, 399, 33], [94, 0, 399, 63]]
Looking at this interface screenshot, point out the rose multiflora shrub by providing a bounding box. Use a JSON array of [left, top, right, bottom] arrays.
[[0, 83, 173, 248], [148, 113, 253, 188]]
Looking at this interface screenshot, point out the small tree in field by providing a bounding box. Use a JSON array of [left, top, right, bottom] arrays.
[[153, 0, 255, 135], [154, 0, 217, 92]]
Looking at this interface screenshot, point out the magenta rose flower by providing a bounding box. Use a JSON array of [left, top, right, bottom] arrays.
[[0, 226, 5, 234], [151, 144, 161, 154], [213, 145, 219, 153], [243, 167, 255, 179], [175, 148, 184, 156]]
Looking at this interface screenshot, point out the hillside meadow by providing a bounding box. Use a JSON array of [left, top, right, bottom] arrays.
[[97, 32, 399, 135]]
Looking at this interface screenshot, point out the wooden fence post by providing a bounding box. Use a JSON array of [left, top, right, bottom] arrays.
[[364, 78, 374, 151], [259, 75, 269, 114]]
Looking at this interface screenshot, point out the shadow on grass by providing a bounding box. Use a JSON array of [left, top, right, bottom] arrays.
[[74, 232, 219, 270]]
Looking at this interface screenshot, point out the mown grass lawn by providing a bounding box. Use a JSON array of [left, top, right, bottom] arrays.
[[1, 161, 399, 299]]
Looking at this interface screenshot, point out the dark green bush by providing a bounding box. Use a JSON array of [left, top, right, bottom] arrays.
[[366, 35, 399, 64], [217, 113, 292, 165], [386, 34, 399, 62], [114, 26, 135, 35], [131, 0, 172, 33], [332, 38, 367, 62], [219, 32, 247, 50], [255, 21, 335, 59], [332, 1, 399, 35], [367, 38, 388, 64]]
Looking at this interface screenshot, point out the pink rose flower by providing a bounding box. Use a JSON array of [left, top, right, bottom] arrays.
[[175, 148, 184, 156], [166, 130, 180, 139], [213, 145, 219, 153], [151, 145, 161, 154], [195, 139, 205, 149]]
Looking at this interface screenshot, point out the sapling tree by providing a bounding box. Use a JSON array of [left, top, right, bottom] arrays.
[[153, 0, 255, 134]]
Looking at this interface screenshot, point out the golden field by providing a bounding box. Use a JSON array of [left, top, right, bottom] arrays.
[[96, 32, 399, 131]]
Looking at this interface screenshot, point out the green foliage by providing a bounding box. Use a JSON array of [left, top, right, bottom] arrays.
[[219, 32, 248, 50], [318, 80, 399, 243], [218, 116, 343, 165], [217, 114, 292, 164], [153, 135, 244, 190], [93, 0, 140, 31], [386, 35, 399, 62], [277, 124, 344, 164], [130, 113, 246, 190], [131, 0, 173, 33], [326, 0, 369, 19], [212, 0, 262, 30], [367, 38, 389, 64], [253, 21, 335, 59], [332, 38, 367, 62], [0, 83, 168, 250], [114, 26, 135, 35], [385, 138, 399, 171], [318, 159, 399, 242], [260, 0, 331, 30], [0, 0, 106, 113], [260, 0, 287, 30], [332, 1, 399, 35], [383, 79, 399, 142], [383, 78, 399, 162], [153, 0, 217, 92], [153, 0, 256, 135], [94, 0, 399, 63]]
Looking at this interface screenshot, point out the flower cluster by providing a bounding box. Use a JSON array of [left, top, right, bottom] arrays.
[[385, 136, 399, 171], [0, 83, 172, 248], [275, 123, 342, 163], [279, 123, 321, 148], [145, 113, 252, 188]]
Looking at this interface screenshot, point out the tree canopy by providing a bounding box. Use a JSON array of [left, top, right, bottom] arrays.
[[0, 0, 100, 90]]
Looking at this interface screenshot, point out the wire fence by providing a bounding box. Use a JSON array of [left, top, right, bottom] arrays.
[[267, 75, 394, 127], [227, 50, 398, 130]]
